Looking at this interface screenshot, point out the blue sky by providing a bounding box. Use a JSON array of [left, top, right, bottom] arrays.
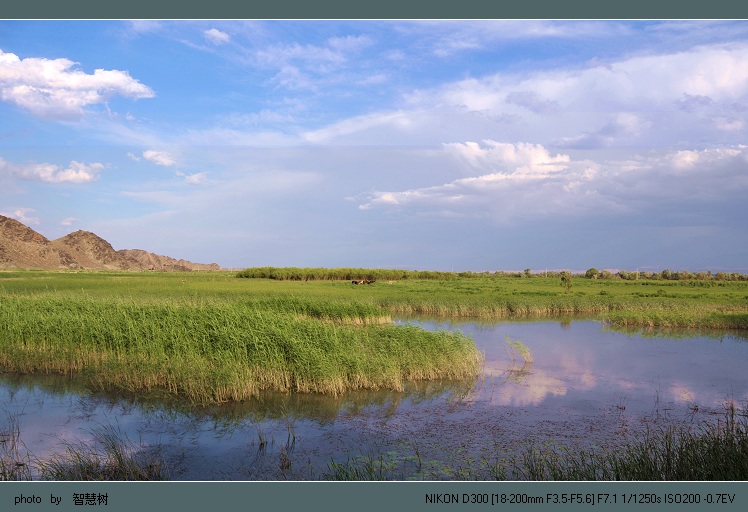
[[1, 20, 747, 272]]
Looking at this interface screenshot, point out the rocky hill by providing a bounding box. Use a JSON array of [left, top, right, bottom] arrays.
[[0, 215, 220, 271], [118, 249, 220, 272]]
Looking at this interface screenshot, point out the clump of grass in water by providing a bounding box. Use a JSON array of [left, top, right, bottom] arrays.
[[38, 425, 167, 481], [324, 455, 395, 481], [1, 413, 32, 481], [503, 336, 534, 380], [514, 405, 748, 480]]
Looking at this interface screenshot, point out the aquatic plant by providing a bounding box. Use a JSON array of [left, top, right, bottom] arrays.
[[0, 413, 31, 481], [38, 425, 168, 481], [4, 401, 748, 481], [1, 413, 166, 481], [0, 293, 482, 404], [513, 406, 748, 480], [504, 336, 533, 366], [324, 456, 393, 481]]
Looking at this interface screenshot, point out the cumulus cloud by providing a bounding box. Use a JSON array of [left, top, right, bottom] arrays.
[[444, 140, 570, 174], [204, 28, 230, 45], [359, 142, 587, 216], [0, 157, 104, 183], [358, 142, 748, 222], [669, 150, 702, 170], [60, 217, 79, 226], [0, 49, 154, 119], [142, 150, 177, 166], [402, 42, 748, 150]]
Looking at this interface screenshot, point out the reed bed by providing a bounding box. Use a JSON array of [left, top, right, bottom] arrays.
[[0, 294, 482, 404], [2, 269, 747, 403]]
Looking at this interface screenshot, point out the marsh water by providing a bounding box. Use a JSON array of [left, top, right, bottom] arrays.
[[2, 319, 747, 480]]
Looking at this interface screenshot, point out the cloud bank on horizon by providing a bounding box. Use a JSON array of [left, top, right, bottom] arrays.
[[1, 20, 747, 271]]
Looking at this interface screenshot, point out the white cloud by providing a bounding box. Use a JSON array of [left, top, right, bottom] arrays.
[[0, 49, 154, 119], [256, 35, 372, 68], [358, 142, 748, 222], [250, 35, 375, 91], [444, 140, 570, 175], [143, 150, 177, 167], [555, 113, 652, 149], [1, 207, 40, 225], [356, 73, 389, 86], [400, 21, 629, 58], [179, 126, 297, 147], [204, 28, 230, 45], [221, 109, 299, 127], [127, 21, 164, 35], [359, 142, 586, 216], [303, 110, 414, 143], [60, 217, 79, 226], [665, 147, 744, 174], [715, 117, 744, 131], [669, 150, 701, 170], [185, 172, 208, 184], [401, 42, 748, 151], [1, 157, 104, 183]]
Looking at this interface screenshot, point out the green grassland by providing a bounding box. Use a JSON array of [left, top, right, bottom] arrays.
[[244, 268, 748, 329], [1, 269, 747, 404], [0, 270, 483, 404]]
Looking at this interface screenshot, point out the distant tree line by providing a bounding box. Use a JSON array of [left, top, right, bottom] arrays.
[[236, 266, 748, 282], [235, 267, 458, 281], [583, 268, 748, 281]]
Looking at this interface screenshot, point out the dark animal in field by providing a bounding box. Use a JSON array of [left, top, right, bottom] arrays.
[[352, 279, 376, 285]]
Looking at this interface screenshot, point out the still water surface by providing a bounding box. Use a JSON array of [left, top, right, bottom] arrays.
[[2, 320, 747, 479]]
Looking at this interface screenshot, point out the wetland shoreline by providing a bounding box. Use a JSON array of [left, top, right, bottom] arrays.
[[2, 269, 747, 404]]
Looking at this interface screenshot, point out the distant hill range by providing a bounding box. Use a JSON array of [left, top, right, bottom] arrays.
[[0, 215, 220, 271]]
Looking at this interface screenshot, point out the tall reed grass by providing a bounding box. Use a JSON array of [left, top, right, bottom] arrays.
[[2, 270, 746, 404], [0, 295, 482, 404]]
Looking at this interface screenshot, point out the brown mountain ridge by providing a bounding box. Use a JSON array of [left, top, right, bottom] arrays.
[[0, 215, 220, 271]]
